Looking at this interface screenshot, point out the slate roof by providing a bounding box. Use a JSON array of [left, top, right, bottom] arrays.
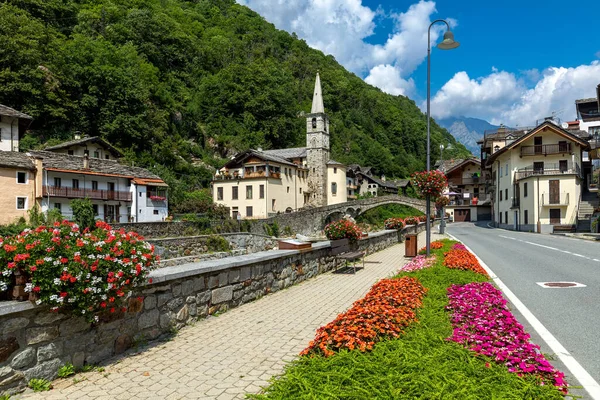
[[327, 160, 344, 166], [0, 151, 36, 170], [44, 136, 124, 157], [262, 147, 307, 159], [437, 159, 466, 173], [0, 105, 32, 120], [392, 179, 411, 188], [29, 151, 162, 180], [224, 149, 297, 168]]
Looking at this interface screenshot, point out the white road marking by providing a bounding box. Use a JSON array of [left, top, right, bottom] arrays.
[[498, 235, 594, 261], [448, 232, 600, 400]]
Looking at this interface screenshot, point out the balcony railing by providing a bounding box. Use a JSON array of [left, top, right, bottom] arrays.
[[541, 192, 569, 206], [146, 198, 168, 207], [520, 143, 572, 157], [511, 198, 520, 208], [514, 162, 580, 181], [43, 186, 132, 201], [448, 177, 480, 186]]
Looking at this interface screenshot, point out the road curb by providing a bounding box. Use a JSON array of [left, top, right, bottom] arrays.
[[446, 232, 600, 400]]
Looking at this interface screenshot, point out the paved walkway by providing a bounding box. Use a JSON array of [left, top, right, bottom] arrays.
[[23, 231, 443, 400]]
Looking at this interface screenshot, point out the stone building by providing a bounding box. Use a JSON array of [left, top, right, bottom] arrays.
[[212, 73, 347, 219]]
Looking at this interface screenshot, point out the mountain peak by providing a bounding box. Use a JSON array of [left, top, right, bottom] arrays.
[[437, 116, 500, 155]]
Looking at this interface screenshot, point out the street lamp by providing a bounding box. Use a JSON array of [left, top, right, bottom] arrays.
[[426, 20, 459, 257], [438, 143, 452, 234]]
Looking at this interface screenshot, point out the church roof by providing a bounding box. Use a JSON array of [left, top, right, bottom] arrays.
[[327, 160, 344, 166], [262, 147, 307, 159], [310, 72, 325, 114]]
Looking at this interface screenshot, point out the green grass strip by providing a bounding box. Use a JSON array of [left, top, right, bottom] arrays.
[[249, 239, 565, 399]]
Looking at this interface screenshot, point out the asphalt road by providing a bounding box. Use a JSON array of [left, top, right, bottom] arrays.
[[447, 222, 600, 398]]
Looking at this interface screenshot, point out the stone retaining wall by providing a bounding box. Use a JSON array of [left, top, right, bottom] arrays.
[[149, 233, 278, 260], [0, 224, 429, 395]]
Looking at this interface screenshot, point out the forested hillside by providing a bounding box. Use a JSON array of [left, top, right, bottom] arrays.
[[1, 0, 470, 205]]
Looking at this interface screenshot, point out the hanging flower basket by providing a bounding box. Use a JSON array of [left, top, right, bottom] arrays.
[[411, 170, 447, 198], [435, 196, 450, 209]]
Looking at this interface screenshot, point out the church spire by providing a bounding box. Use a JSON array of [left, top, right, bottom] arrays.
[[311, 72, 324, 114]]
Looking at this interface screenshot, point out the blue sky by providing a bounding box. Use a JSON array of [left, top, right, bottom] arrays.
[[238, 0, 600, 126]]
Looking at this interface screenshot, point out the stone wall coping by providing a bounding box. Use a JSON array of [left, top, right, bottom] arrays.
[[148, 241, 331, 284], [148, 232, 274, 242], [0, 300, 36, 317]]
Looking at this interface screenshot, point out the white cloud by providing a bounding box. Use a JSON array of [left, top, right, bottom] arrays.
[[428, 71, 523, 121], [239, 0, 446, 96], [364, 64, 416, 96], [429, 62, 600, 126], [500, 62, 600, 126]]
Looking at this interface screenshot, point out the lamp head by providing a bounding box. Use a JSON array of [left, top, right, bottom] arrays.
[[437, 30, 460, 50]]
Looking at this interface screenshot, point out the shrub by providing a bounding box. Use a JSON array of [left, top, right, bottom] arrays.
[[71, 199, 95, 230], [0, 220, 157, 322], [324, 219, 361, 242], [384, 217, 405, 230], [206, 235, 230, 252], [263, 221, 280, 237]]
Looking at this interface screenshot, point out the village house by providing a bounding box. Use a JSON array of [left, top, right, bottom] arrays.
[[212, 73, 347, 219], [0, 106, 36, 225], [436, 158, 491, 222], [480, 120, 591, 232], [346, 165, 399, 198], [0, 104, 168, 225]]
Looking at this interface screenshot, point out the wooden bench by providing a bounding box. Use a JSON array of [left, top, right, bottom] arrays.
[[330, 238, 365, 274]]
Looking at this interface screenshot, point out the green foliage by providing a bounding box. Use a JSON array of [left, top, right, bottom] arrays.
[[58, 363, 76, 378], [263, 221, 280, 237], [356, 192, 375, 200], [46, 208, 64, 225], [28, 378, 52, 392], [283, 225, 293, 237], [356, 204, 423, 229], [2, 0, 470, 211], [205, 235, 230, 252], [0, 394, 10, 400], [71, 198, 95, 229], [250, 240, 566, 399]]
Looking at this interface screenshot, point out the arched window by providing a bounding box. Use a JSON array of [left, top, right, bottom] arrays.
[[312, 118, 317, 129]]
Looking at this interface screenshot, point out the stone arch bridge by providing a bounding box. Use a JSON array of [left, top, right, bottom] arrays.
[[250, 195, 427, 235]]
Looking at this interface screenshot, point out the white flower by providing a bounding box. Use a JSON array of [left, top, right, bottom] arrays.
[[2, 270, 12, 277], [35, 299, 42, 305], [24, 283, 32, 293], [53, 278, 60, 285]]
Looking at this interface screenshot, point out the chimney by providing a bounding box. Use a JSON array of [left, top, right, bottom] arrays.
[[497, 124, 506, 134], [381, 174, 386, 182], [74, 131, 81, 140], [83, 154, 89, 169]]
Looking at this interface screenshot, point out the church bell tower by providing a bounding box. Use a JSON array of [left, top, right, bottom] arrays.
[[306, 72, 330, 207]]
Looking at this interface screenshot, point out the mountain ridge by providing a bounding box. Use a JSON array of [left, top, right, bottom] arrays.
[[438, 116, 500, 155]]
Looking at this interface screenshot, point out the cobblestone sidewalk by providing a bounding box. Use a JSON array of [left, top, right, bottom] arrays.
[[22, 231, 442, 400]]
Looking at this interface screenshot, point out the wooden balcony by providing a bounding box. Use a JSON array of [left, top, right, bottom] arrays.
[[43, 186, 132, 201], [520, 143, 571, 157], [448, 177, 480, 186]]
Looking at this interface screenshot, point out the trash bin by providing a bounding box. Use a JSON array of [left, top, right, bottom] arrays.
[[405, 234, 418, 257]]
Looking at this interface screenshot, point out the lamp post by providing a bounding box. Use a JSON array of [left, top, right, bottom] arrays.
[[426, 20, 459, 256], [438, 144, 452, 234]]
